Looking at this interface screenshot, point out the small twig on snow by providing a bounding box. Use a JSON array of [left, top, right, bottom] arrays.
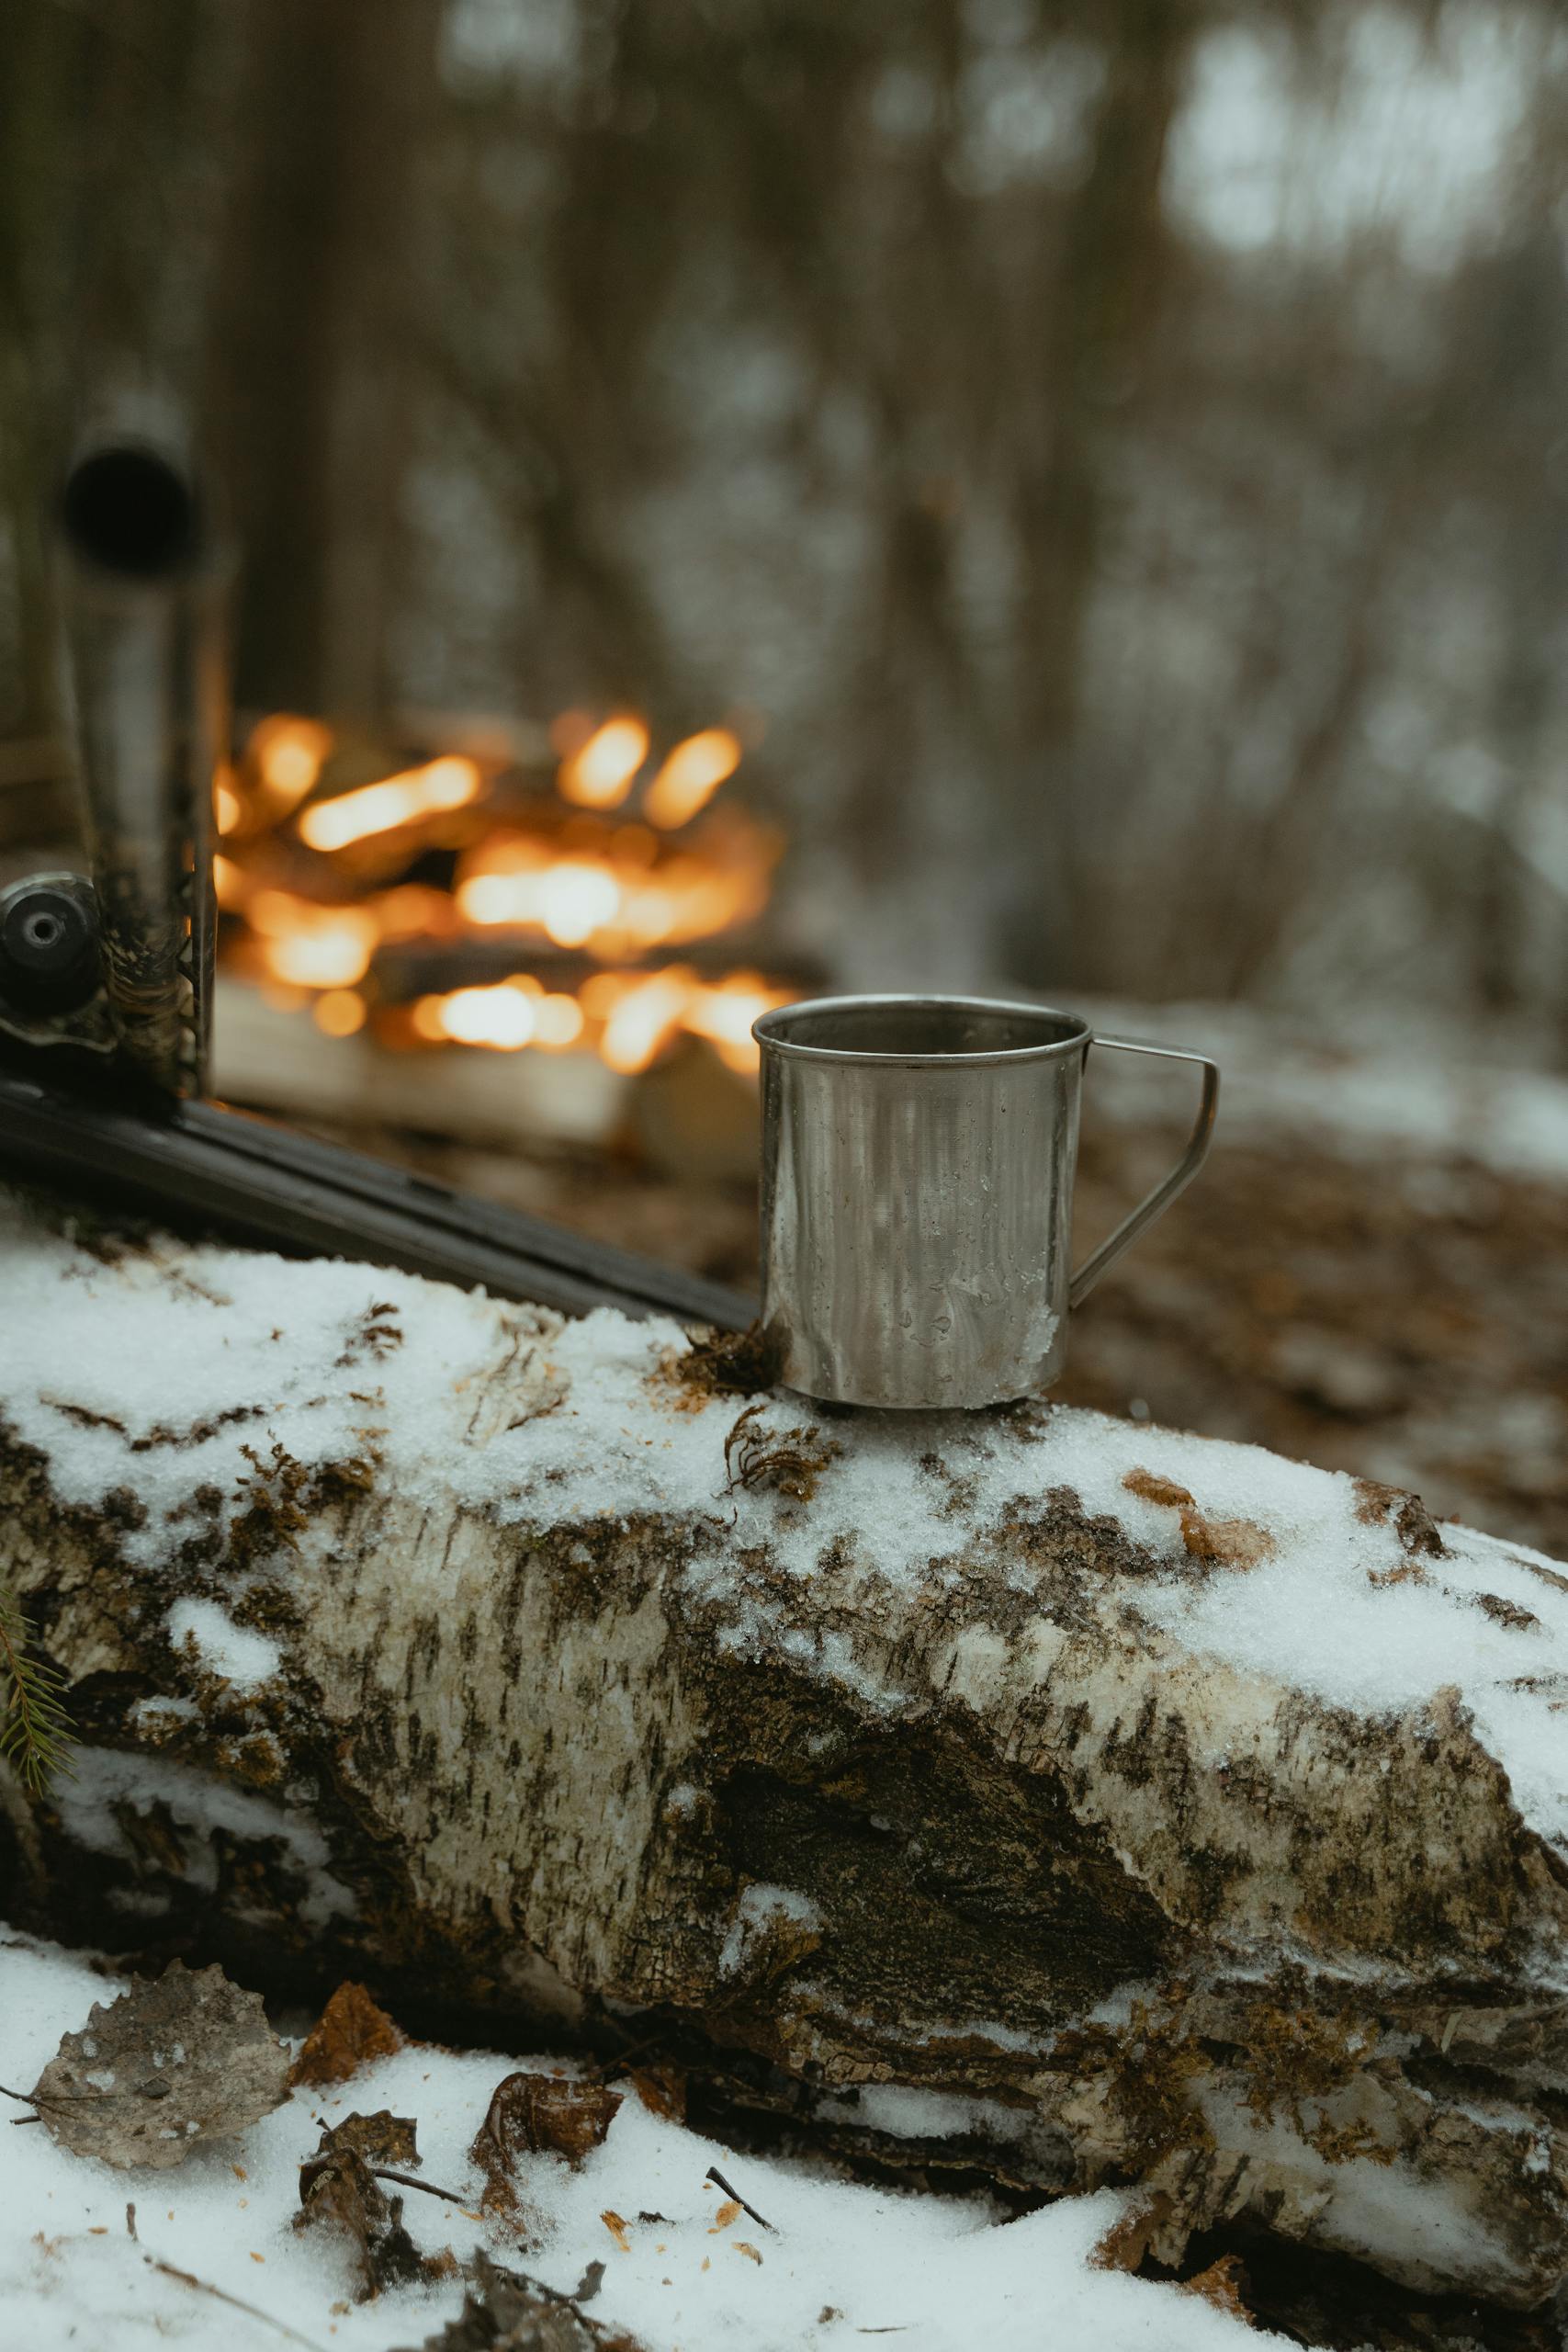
[[141, 2249, 330, 2352], [705, 2165, 775, 2233], [369, 2165, 469, 2206]]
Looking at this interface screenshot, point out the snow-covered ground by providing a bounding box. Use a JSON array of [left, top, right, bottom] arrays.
[[1079, 998, 1568, 1184], [0, 1927, 1269, 2351]]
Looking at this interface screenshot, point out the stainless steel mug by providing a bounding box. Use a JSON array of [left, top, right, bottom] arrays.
[[751, 994, 1218, 1409]]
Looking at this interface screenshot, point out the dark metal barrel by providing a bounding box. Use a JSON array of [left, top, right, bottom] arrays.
[[56, 440, 226, 1097]]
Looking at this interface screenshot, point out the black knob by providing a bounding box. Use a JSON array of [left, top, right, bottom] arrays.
[[0, 877, 101, 1014]]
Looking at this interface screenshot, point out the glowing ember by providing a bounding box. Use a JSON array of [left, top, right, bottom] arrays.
[[213, 768, 243, 837], [246, 890, 379, 989], [643, 728, 742, 830], [247, 715, 332, 818], [298, 754, 482, 852], [558, 717, 649, 809], [455, 818, 775, 956], [312, 989, 367, 1037], [600, 967, 694, 1074], [435, 983, 539, 1050], [407, 966, 791, 1075], [214, 853, 250, 910]]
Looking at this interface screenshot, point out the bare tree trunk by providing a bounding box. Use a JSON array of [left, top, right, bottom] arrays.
[[205, 0, 430, 717], [3, 1191, 1568, 2312], [999, 0, 1185, 988]]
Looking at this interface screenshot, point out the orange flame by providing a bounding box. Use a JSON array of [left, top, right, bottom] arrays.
[[404, 965, 790, 1075], [213, 765, 243, 837], [246, 890, 379, 989], [455, 816, 776, 957], [643, 729, 742, 830], [557, 717, 649, 809], [298, 755, 483, 852], [247, 715, 333, 818]]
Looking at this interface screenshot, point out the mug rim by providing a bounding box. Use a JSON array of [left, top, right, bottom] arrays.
[[751, 991, 1091, 1067]]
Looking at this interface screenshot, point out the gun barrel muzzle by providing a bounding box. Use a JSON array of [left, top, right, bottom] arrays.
[[57, 438, 225, 1098]]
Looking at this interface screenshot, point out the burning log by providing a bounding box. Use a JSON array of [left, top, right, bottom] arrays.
[[210, 707, 793, 1102], [4, 1184, 1568, 2315]]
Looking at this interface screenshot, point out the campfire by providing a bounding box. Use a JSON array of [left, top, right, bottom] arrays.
[[213, 710, 795, 1087]]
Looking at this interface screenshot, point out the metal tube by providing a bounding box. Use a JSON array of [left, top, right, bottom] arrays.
[[55, 440, 226, 1097]]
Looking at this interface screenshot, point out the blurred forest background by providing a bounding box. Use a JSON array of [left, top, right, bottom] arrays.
[[6, 0, 1568, 1023], [12, 0, 1568, 1558]]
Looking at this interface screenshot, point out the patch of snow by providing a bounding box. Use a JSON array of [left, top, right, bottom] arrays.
[[1202, 2086, 1516, 2300], [717, 1883, 823, 1978], [1077, 996, 1568, 1184], [55, 1750, 354, 1930], [165, 1599, 282, 1694], [818, 2084, 1040, 2146], [0, 1923, 1272, 2352]]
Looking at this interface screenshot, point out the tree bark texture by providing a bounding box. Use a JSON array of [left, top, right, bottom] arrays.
[[2, 1187, 1567, 2312]]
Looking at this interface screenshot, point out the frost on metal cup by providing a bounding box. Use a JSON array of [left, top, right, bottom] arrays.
[[751, 994, 1219, 1411]]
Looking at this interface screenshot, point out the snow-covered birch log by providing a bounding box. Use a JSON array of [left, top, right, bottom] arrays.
[[4, 1184, 1568, 2314]]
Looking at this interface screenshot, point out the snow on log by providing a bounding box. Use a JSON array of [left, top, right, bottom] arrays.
[[3, 1185, 1568, 2311]]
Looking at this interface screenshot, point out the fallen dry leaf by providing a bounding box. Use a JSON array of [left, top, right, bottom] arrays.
[[296, 2119, 455, 2301], [1353, 1477, 1448, 1558], [626, 2064, 686, 2123], [1180, 2254, 1253, 2322], [28, 1960, 290, 2170], [732, 2240, 763, 2264], [394, 2249, 646, 2349], [290, 1980, 405, 2088], [1122, 1467, 1274, 1570], [470, 2071, 623, 2218], [601, 2210, 632, 2253], [315, 2110, 421, 2170], [1122, 1467, 1192, 1511], [711, 2198, 741, 2229], [1089, 2191, 1177, 2273]]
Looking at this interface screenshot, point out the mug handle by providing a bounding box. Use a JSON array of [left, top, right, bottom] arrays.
[[1068, 1035, 1220, 1309]]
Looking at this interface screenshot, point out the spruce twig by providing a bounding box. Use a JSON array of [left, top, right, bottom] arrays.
[[0, 1582, 74, 1793]]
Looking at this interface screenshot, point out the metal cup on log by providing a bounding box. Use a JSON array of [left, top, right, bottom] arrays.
[[753, 993, 1219, 1409]]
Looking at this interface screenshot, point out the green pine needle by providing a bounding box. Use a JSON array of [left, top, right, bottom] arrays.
[[0, 1583, 74, 1795]]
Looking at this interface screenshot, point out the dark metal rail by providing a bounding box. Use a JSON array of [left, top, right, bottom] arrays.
[[0, 1065, 753, 1329]]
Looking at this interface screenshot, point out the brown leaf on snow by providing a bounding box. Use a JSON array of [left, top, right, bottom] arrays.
[[1353, 1477, 1448, 1559], [395, 2249, 647, 2350], [318, 2110, 421, 2170], [626, 2064, 686, 2123], [290, 1980, 405, 2088], [28, 1960, 290, 2170], [1122, 1468, 1193, 1512], [296, 2120, 455, 2301], [1181, 2254, 1254, 2322], [1089, 2191, 1177, 2274], [470, 2073, 623, 2216], [1122, 1468, 1275, 1571], [1189, 1513, 1275, 1570]]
